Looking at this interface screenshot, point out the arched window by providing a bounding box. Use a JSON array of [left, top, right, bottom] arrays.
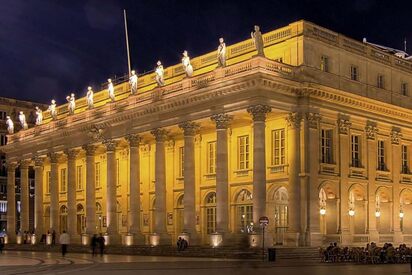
[[96, 202, 103, 233], [176, 194, 184, 234], [59, 205, 68, 233], [236, 189, 253, 233], [76, 204, 85, 235], [205, 192, 216, 234]]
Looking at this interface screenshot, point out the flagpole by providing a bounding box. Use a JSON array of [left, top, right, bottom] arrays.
[[124, 9, 131, 76]]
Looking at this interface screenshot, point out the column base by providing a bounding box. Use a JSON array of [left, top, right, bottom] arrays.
[[104, 233, 121, 245], [149, 233, 171, 246], [124, 232, 145, 246], [284, 231, 300, 247], [305, 231, 323, 247]]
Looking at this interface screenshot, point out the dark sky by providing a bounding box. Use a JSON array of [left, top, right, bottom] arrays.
[[1, 0, 411, 104]]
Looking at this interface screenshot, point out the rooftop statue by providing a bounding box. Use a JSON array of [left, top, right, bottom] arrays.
[[48, 99, 57, 120], [129, 70, 138, 94], [35, 106, 43, 125], [19, 111, 28, 130], [251, 25, 265, 57], [86, 86, 94, 109], [182, 50, 193, 77], [6, 116, 14, 134], [155, 61, 165, 86], [217, 37, 227, 67], [108, 78, 115, 102], [66, 93, 76, 115]]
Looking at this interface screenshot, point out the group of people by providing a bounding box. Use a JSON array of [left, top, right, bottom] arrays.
[[321, 242, 412, 264], [90, 234, 106, 257], [176, 237, 188, 251]]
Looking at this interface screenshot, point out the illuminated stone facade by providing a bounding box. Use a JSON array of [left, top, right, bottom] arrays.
[[3, 20, 412, 247]]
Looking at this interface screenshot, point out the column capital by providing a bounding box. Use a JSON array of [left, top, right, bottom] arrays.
[[47, 152, 60, 163], [103, 139, 117, 152], [151, 128, 168, 142], [211, 113, 232, 129], [247, 104, 271, 121], [33, 156, 45, 167], [390, 128, 402, 145], [65, 148, 79, 160], [338, 119, 351, 135], [305, 112, 321, 129], [178, 121, 199, 136], [82, 144, 96, 156], [286, 112, 302, 129], [20, 160, 31, 169], [365, 124, 379, 140], [6, 162, 18, 171], [125, 134, 141, 147]]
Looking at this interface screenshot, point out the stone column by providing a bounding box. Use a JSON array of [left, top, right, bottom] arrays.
[[365, 124, 379, 243], [285, 112, 302, 246], [34, 157, 44, 239], [151, 128, 171, 244], [83, 144, 96, 236], [305, 113, 322, 246], [391, 129, 402, 244], [179, 121, 199, 243], [20, 160, 30, 233], [104, 139, 120, 243], [126, 134, 144, 243], [48, 152, 59, 233], [338, 118, 352, 245], [247, 105, 271, 225], [211, 114, 232, 236], [66, 149, 79, 241], [6, 162, 17, 242]]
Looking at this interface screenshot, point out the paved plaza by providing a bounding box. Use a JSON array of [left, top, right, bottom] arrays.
[[0, 251, 411, 275]]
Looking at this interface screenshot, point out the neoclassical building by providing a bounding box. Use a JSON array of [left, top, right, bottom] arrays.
[[3, 20, 412, 247]]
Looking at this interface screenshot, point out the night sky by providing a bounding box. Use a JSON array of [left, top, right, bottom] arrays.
[[1, 0, 411, 105]]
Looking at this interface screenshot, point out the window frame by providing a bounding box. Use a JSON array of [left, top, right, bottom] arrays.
[[237, 135, 250, 170], [320, 55, 329, 72], [178, 146, 184, 178], [377, 140, 386, 171], [272, 129, 285, 166], [76, 165, 83, 190], [351, 134, 361, 168], [402, 145, 409, 174], [321, 129, 334, 164], [377, 74, 385, 89], [60, 168, 67, 193], [207, 141, 216, 174], [350, 65, 359, 81]]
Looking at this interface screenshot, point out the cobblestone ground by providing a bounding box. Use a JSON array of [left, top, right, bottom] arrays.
[[0, 251, 411, 275]]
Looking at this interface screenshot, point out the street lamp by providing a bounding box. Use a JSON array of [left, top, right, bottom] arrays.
[[400, 210, 404, 219], [375, 210, 381, 217], [348, 209, 355, 216], [320, 207, 326, 215]]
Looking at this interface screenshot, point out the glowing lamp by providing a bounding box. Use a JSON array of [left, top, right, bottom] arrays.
[[210, 233, 223, 248], [81, 234, 90, 246], [125, 234, 133, 246], [16, 234, 22, 244], [348, 209, 355, 216], [400, 211, 405, 218], [375, 210, 381, 218], [31, 234, 36, 245], [46, 234, 52, 245], [320, 208, 326, 215], [149, 233, 160, 247]]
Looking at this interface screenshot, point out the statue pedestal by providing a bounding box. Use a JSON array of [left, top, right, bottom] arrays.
[[149, 233, 171, 246], [124, 233, 145, 246]]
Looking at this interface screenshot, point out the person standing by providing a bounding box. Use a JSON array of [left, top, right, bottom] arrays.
[[91, 234, 97, 256], [0, 236, 4, 254], [98, 233, 105, 257], [59, 230, 70, 257]]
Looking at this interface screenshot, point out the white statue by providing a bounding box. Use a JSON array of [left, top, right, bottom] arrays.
[[251, 25, 265, 57], [107, 78, 115, 102], [217, 37, 227, 67], [182, 50, 193, 77], [129, 70, 138, 94], [6, 116, 14, 134], [155, 61, 165, 86], [48, 99, 57, 120], [18, 111, 28, 130], [66, 93, 75, 115], [35, 106, 43, 125], [86, 86, 94, 109]]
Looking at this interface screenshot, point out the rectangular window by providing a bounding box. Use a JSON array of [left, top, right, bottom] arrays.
[[46, 171, 51, 194], [238, 135, 250, 170], [350, 65, 358, 81], [95, 162, 101, 188], [0, 134, 7, 146], [207, 141, 216, 174], [76, 165, 83, 190], [377, 140, 386, 171], [116, 159, 120, 186], [179, 147, 184, 177], [320, 55, 329, 72], [402, 82, 408, 96], [0, 111, 6, 120], [60, 168, 66, 193], [351, 135, 361, 167], [377, 74, 384, 89], [321, 129, 333, 164], [272, 129, 285, 165], [402, 145, 409, 174]]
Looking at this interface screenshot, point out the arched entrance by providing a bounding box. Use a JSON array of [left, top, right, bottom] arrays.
[[76, 204, 85, 234], [319, 183, 338, 235], [204, 192, 216, 234], [400, 189, 412, 233], [59, 205, 68, 233], [376, 187, 392, 234], [235, 189, 253, 233], [272, 187, 288, 245], [175, 194, 184, 234], [348, 184, 367, 234]]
